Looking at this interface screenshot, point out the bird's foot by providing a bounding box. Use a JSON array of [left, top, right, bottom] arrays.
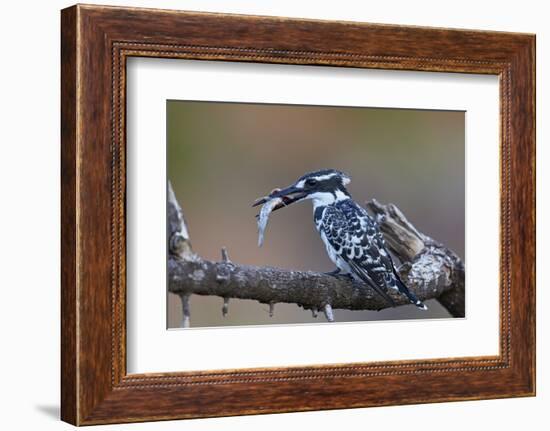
[[324, 269, 354, 281], [350, 278, 367, 290]]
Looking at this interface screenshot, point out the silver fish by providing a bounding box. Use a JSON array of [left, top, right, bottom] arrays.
[[257, 197, 283, 247]]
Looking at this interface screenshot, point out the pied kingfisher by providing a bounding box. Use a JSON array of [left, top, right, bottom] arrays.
[[254, 169, 427, 310]]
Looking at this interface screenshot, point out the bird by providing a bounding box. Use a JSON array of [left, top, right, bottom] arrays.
[[253, 169, 427, 310]]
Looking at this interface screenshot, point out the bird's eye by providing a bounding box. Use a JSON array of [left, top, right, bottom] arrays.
[[305, 178, 318, 187]]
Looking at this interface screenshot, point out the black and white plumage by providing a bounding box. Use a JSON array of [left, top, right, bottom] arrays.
[[254, 169, 427, 310]]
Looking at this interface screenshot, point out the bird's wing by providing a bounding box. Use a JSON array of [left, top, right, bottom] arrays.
[[321, 201, 398, 306]]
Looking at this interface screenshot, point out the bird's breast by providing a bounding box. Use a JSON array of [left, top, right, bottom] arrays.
[[313, 205, 326, 229]]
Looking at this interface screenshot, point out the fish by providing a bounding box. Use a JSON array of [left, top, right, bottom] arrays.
[[256, 196, 283, 247]]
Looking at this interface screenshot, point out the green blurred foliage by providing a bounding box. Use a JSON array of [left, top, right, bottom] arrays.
[[167, 101, 464, 328]]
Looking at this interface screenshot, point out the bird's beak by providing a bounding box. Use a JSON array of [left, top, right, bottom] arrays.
[[252, 184, 307, 211]]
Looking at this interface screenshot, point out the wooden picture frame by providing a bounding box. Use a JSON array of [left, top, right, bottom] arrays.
[[61, 4, 535, 425]]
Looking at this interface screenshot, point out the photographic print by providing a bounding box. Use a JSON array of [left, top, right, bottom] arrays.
[[167, 101, 465, 328]]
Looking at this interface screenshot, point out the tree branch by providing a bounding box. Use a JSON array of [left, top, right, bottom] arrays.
[[365, 200, 464, 317], [168, 182, 465, 324]]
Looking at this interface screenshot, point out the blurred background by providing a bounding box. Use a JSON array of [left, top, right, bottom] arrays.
[[167, 101, 465, 328]]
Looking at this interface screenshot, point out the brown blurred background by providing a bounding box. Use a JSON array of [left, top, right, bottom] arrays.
[[167, 101, 465, 328]]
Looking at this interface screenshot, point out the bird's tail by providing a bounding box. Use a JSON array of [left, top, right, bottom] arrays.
[[395, 275, 428, 310]]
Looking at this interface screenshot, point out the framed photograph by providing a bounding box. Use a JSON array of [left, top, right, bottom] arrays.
[[61, 4, 535, 425]]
